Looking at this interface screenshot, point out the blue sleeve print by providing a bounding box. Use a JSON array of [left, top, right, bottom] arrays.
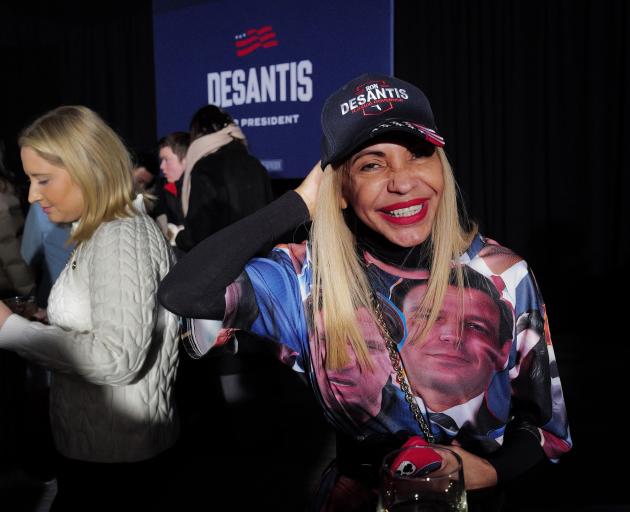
[[244, 251, 309, 362]]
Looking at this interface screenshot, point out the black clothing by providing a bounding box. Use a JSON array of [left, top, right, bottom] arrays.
[[175, 140, 273, 252], [51, 448, 176, 512], [166, 143, 274, 479], [154, 177, 185, 226], [347, 207, 432, 269]]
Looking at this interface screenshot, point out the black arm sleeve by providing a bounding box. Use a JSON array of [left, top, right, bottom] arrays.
[[484, 423, 547, 484], [158, 191, 310, 319]]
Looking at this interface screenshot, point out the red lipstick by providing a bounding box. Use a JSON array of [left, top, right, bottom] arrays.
[[379, 198, 428, 225]]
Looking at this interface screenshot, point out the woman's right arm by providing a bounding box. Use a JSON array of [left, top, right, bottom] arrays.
[[158, 162, 323, 319], [158, 190, 310, 319]]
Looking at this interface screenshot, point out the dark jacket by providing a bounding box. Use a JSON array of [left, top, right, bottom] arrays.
[[154, 177, 185, 226], [175, 140, 273, 252]]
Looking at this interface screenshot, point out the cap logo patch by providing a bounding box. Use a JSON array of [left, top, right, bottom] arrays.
[[339, 80, 409, 116]]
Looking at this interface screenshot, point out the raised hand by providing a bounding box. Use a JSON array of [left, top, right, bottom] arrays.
[[294, 161, 324, 217]]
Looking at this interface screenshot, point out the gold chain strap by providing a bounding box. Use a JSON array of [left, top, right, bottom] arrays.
[[374, 297, 435, 444]]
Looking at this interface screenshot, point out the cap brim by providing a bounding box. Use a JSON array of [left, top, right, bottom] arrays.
[[325, 119, 445, 168]]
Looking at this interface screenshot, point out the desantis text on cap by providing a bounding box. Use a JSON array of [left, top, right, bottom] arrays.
[[320, 73, 445, 168]]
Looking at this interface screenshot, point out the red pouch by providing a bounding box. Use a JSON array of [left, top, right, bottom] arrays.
[[390, 436, 442, 477]]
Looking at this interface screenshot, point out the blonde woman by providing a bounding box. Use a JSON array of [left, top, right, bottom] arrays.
[[158, 74, 571, 511], [0, 106, 180, 511]]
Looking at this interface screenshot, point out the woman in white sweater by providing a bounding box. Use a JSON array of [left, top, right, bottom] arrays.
[[0, 106, 180, 511]]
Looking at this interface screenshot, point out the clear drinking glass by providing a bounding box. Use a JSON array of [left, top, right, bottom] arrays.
[[379, 445, 467, 512]]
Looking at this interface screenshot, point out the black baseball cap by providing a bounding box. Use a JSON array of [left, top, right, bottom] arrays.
[[320, 73, 445, 168]]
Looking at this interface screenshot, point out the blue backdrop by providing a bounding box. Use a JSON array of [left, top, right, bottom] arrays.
[[153, 0, 393, 178]]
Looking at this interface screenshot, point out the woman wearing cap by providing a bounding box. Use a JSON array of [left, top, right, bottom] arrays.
[[0, 106, 180, 511], [158, 74, 571, 511]]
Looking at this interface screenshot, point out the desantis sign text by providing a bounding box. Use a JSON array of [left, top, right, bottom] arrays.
[[153, 0, 392, 178], [207, 61, 313, 107]]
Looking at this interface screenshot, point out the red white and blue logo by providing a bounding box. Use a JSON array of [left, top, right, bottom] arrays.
[[340, 80, 409, 116], [234, 26, 279, 57]]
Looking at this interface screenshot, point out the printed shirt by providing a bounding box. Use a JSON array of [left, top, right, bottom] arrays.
[[217, 233, 572, 461]]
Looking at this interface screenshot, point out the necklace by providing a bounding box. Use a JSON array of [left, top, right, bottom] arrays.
[[66, 244, 80, 270], [69, 247, 78, 270], [373, 296, 435, 443]]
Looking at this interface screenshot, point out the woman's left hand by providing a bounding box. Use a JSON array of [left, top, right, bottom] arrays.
[[447, 444, 498, 490], [0, 300, 13, 329]]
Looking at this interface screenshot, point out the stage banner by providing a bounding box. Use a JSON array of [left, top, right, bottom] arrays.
[[153, 0, 393, 178]]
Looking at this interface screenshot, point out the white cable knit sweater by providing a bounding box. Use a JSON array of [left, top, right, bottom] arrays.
[[0, 211, 180, 462]]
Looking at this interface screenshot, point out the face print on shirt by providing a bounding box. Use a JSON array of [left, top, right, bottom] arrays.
[[310, 307, 392, 425], [399, 282, 512, 412]]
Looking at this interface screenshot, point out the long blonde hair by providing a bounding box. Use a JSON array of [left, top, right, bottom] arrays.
[[19, 105, 136, 243], [311, 147, 477, 370]]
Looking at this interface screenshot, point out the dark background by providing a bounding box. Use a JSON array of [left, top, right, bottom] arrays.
[[1, 0, 628, 510]]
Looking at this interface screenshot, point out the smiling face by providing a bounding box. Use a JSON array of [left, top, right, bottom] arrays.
[[342, 134, 444, 248], [21, 146, 85, 223], [401, 283, 511, 408]]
